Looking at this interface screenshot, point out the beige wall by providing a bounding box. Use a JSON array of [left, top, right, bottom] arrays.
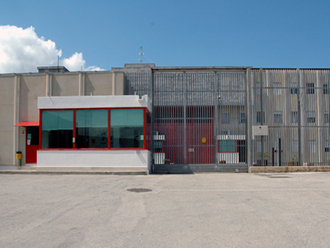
[[0, 70, 125, 166], [52, 74, 80, 96], [85, 71, 124, 96], [0, 76, 15, 165], [20, 74, 46, 121]]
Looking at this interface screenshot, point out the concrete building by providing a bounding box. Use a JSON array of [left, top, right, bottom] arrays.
[[1, 64, 329, 173]]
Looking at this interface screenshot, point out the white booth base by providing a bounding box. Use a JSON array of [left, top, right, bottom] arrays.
[[37, 150, 151, 173]]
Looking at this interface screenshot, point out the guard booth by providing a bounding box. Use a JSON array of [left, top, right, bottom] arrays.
[[36, 95, 152, 173]]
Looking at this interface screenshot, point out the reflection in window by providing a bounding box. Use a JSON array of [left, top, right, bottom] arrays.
[[111, 109, 144, 148], [76, 110, 108, 148], [41, 110, 73, 148], [219, 140, 236, 152], [27, 126, 39, 145]]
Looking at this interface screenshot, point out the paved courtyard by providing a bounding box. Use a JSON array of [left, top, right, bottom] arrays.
[[1, 172, 330, 247]]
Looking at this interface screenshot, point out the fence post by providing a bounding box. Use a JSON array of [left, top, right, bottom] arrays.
[[246, 68, 253, 171], [150, 69, 155, 172], [297, 68, 302, 166]]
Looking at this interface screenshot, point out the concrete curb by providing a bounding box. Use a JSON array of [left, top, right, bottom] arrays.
[[0, 170, 148, 175], [251, 165, 330, 173]]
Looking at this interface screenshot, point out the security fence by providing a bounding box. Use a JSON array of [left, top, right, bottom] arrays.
[[121, 66, 330, 170], [252, 69, 330, 166]]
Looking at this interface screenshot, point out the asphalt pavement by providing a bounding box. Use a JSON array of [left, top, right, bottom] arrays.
[[1, 172, 330, 248]]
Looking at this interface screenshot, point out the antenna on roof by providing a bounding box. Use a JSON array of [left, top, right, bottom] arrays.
[[138, 47, 144, 63], [57, 35, 60, 71]]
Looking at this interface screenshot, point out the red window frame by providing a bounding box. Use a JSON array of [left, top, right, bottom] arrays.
[[39, 107, 150, 151]]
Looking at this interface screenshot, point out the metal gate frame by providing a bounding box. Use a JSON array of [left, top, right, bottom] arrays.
[[151, 68, 250, 173]]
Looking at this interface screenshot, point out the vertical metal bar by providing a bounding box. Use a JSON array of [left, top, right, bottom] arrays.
[[297, 68, 302, 166], [260, 68, 264, 166], [183, 72, 187, 165], [279, 138, 281, 166], [246, 68, 252, 170], [151, 69, 155, 172], [214, 72, 218, 164]]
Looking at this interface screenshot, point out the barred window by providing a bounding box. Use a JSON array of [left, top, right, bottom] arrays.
[[306, 83, 315, 94]]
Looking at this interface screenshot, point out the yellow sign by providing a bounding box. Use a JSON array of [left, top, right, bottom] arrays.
[[16, 153, 22, 160], [202, 137, 206, 143]]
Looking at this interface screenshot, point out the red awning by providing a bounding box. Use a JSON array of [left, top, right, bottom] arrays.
[[15, 121, 39, 127]]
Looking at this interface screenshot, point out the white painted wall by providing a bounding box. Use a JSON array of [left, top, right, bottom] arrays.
[[217, 153, 239, 164], [37, 150, 151, 171], [154, 153, 165, 164], [38, 95, 152, 112]]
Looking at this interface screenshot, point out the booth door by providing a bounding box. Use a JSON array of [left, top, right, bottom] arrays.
[[26, 126, 39, 163]]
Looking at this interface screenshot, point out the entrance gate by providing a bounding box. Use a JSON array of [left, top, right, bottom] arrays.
[[152, 70, 247, 173]]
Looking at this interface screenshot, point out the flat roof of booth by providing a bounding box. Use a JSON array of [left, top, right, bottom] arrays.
[[38, 95, 151, 112]]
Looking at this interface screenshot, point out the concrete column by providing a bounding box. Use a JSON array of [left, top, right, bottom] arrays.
[[112, 72, 116, 95], [46, 73, 53, 96], [13, 74, 20, 165], [79, 72, 85, 96]]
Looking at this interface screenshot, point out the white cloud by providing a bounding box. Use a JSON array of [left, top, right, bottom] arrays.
[[0, 25, 103, 73], [62, 52, 104, 72]]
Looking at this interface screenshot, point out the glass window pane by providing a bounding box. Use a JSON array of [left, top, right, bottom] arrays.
[[111, 109, 144, 148], [219, 140, 236, 152], [41, 110, 73, 148], [154, 141, 163, 152], [76, 110, 108, 148], [219, 140, 227, 152], [306, 83, 315, 94], [227, 140, 236, 152]]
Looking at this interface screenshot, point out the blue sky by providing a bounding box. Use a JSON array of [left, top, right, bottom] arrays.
[[1, 0, 330, 72]]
